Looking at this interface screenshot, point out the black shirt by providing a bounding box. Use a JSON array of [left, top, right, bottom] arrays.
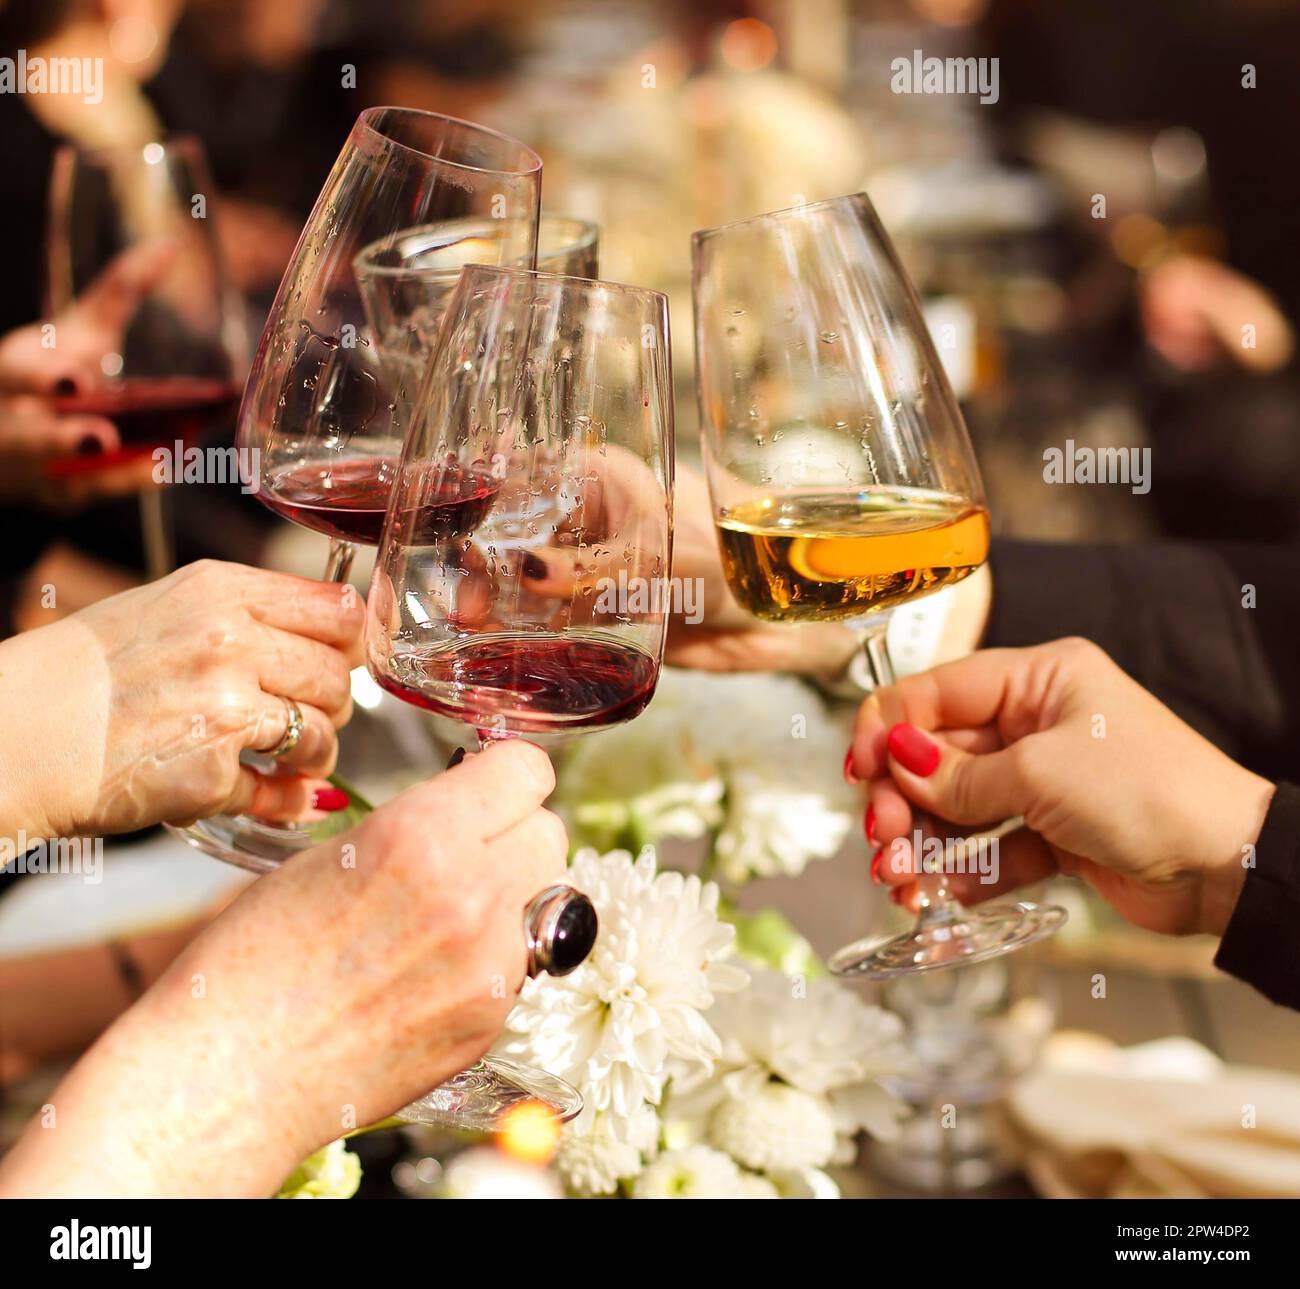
[[988, 536, 1300, 1007]]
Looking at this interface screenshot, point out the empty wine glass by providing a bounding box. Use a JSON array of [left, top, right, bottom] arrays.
[[45, 137, 246, 580], [171, 108, 542, 872], [363, 261, 673, 1127], [353, 213, 598, 444], [692, 193, 1065, 979]]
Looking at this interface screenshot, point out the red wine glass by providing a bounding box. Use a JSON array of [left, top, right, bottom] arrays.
[[366, 261, 673, 748], [44, 137, 246, 579], [363, 261, 673, 1130], [172, 108, 542, 872]]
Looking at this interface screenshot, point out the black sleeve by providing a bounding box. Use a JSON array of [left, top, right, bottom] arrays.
[[986, 538, 1300, 778], [1215, 782, 1300, 1010]]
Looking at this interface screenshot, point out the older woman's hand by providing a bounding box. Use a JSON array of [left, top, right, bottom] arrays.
[[0, 740, 568, 1197], [0, 560, 364, 841]]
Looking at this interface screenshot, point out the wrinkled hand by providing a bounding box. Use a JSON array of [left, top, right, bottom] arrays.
[[0, 741, 569, 1197], [0, 560, 364, 840], [847, 637, 1274, 936]]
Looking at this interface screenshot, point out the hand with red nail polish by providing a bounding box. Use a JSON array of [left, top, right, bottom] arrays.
[[0, 561, 368, 842], [887, 723, 941, 777], [846, 638, 1275, 938], [310, 786, 350, 813]]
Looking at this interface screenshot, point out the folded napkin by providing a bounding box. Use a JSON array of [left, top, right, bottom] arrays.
[[1005, 1033, 1300, 1198]]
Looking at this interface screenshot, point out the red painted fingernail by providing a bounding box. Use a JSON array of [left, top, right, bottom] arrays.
[[311, 787, 349, 812], [843, 748, 858, 785], [887, 723, 940, 777], [870, 848, 883, 885], [891, 886, 905, 906], [865, 805, 877, 846]]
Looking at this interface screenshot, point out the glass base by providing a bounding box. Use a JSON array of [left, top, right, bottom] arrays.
[[829, 900, 1067, 981], [166, 813, 316, 874], [395, 1056, 584, 1132]]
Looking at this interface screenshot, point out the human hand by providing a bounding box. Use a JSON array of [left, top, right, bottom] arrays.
[[0, 240, 178, 506], [0, 740, 568, 1196], [846, 638, 1275, 936], [0, 560, 364, 841], [1140, 254, 1293, 374]]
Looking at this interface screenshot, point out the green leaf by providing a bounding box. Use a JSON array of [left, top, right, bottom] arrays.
[[300, 773, 375, 843], [727, 906, 827, 979]]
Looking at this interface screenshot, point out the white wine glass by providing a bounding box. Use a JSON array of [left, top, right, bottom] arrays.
[[692, 193, 1066, 979]]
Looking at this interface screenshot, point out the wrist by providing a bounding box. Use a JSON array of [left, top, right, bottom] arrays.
[[1, 933, 325, 1197], [0, 628, 61, 841], [0, 619, 104, 842], [1196, 769, 1276, 936]]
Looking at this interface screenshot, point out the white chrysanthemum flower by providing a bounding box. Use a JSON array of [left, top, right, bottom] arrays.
[[671, 968, 911, 1160], [275, 1140, 361, 1199], [709, 1081, 838, 1174], [632, 1146, 747, 1199], [496, 848, 748, 1136], [555, 1105, 659, 1197], [553, 669, 855, 882], [738, 1171, 782, 1199], [440, 1148, 563, 1200]]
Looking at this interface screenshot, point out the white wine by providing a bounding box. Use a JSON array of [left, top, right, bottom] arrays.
[[716, 489, 990, 623]]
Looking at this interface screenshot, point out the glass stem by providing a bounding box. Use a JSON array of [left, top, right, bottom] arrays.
[[140, 488, 173, 582], [855, 618, 964, 927], [324, 538, 356, 584]]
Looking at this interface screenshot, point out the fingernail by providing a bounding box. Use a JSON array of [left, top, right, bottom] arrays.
[[54, 377, 78, 396], [865, 805, 877, 847], [446, 746, 467, 768], [887, 723, 940, 777], [870, 848, 883, 885], [890, 886, 905, 907], [76, 435, 103, 456], [843, 748, 858, 785], [311, 787, 349, 812], [522, 552, 548, 581]]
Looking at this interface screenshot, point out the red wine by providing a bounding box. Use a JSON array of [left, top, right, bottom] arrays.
[[47, 377, 240, 476], [376, 634, 660, 733], [262, 457, 499, 546]]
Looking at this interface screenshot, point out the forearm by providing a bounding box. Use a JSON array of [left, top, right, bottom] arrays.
[[0, 617, 105, 842], [0, 918, 211, 1077], [0, 958, 318, 1197]]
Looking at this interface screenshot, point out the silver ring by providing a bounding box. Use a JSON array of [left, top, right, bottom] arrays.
[[524, 884, 598, 978], [266, 697, 305, 758]]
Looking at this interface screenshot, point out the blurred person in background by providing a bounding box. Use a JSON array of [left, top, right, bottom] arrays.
[[0, 0, 270, 632], [980, 0, 1300, 543]]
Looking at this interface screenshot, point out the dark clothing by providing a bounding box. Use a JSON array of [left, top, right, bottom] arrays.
[[1216, 782, 1300, 1011], [988, 536, 1300, 1007]]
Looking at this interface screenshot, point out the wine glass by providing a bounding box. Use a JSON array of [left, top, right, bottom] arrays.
[[353, 213, 598, 451], [692, 193, 1065, 979], [364, 262, 673, 1128], [45, 137, 246, 580], [171, 108, 542, 872]]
